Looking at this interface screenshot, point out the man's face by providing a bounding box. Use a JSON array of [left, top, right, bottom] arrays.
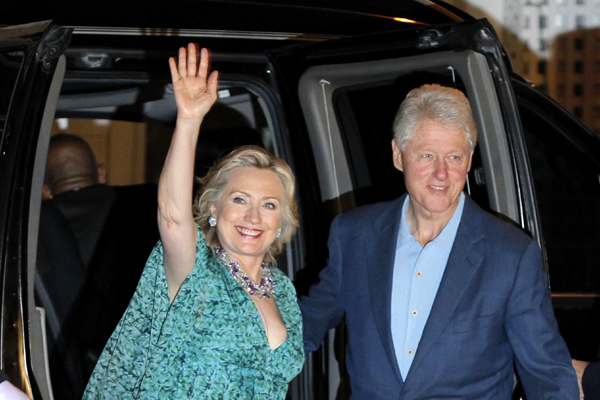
[[392, 119, 473, 222]]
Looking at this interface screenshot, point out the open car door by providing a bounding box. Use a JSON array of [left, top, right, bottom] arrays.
[[265, 19, 541, 399], [0, 21, 71, 399]]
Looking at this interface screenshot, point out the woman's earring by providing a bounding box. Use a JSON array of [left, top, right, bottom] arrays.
[[209, 216, 217, 227], [277, 227, 282, 238]]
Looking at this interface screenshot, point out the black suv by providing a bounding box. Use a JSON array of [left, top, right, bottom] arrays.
[[1, 1, 599, 399]]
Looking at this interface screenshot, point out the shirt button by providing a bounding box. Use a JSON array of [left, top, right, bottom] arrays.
[[411, 310, 418, 316], [416, 271, 422, 277], [407, 349, 414, 356]]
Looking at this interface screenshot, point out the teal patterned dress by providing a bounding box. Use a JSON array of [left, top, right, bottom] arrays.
[[82, 229, 304, 399]]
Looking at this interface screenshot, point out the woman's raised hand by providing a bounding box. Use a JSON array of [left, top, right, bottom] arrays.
[[169, 44, 219, 120]]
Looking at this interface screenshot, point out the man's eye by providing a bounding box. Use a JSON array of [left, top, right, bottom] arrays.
[[422, 154, 432, 158], [449, 155, 460, 160]]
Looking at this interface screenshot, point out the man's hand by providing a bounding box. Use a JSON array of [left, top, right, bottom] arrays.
[[572, 359, 590, 399]]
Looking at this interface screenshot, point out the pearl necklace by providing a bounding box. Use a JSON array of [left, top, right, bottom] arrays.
[[215, 246, 276, 298]]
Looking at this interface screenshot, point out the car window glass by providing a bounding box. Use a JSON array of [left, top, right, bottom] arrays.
[[0, 51, 24, 138], [519, 103, 600, 293]]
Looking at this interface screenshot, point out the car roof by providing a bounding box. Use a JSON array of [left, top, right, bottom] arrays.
[[1, 0, 472, 37]]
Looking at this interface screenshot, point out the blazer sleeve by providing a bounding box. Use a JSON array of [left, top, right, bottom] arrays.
[[299, 216, 346, 353], [504, 240, 580, 399]]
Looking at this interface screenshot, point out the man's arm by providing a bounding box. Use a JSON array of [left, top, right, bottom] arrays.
[[505, 240, 579, 399], [299, 216, 346, 353]]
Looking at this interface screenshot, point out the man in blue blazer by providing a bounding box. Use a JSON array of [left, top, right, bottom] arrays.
[[300, 84, 579, 399]]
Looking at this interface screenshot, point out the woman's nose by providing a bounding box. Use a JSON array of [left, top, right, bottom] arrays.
[[244, 205, 261, 224]]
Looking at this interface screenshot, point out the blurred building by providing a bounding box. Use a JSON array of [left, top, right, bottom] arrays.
[[547, 28, 600, 134], [446, 0, 600, 135]]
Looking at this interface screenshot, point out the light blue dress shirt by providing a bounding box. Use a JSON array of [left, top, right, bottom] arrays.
[[390, 192, 465, 380]]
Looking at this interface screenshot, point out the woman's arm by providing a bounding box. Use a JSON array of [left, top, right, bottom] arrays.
[[159, 44, 218, 301]]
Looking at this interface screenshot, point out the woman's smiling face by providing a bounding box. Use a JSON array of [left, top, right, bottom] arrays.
[[211, 167, 284, 267]]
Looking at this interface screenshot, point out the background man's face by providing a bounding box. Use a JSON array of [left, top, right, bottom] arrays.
[[393, 119, 473, 221]]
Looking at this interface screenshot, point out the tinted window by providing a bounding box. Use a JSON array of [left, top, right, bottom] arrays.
[[519, 103, 600, 293]]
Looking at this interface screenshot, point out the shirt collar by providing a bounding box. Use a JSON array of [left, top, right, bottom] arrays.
[[397, 192, 466, 250]]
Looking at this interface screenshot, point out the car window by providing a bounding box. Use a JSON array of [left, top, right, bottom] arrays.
[[518, 93, 600, 359], [0, 51, 24, 139], [519, 102, 600, 293]]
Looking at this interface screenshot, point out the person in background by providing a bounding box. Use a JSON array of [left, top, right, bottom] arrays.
[[38, 133, 159, 398], [300, 83, 579, 399], [83, 44, 304, 399]]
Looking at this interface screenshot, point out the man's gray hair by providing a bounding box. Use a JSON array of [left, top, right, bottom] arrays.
[[392, 84, 477, 151]]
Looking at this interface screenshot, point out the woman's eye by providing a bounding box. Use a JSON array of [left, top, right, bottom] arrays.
[[233, 197, 245, 204], [264, 202, 276, 209]]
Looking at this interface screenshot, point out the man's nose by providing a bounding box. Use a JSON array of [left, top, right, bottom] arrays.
[[433, 158, 448, 180]]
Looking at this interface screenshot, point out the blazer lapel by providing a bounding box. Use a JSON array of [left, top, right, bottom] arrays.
[[366, 195, 406, 384], [403, 197, 485, 384]]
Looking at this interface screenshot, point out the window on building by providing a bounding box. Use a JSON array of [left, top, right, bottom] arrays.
[[524, 15, 530, 28], [540, 38, 548, 51], [594, 83, 600, 95], [555, 14, 565, 27], [540, 14, 548, 28], [538, 60, 547, 74], [559, 60, 568, 71], [574, 107, 584, 118], [575, 37, 585, 50], [558, 84, 567, 97], [576, 14, 586, 28], [574, 84, 584, 96], [577, 0, 586, 4], [575, 60, 584, 73]]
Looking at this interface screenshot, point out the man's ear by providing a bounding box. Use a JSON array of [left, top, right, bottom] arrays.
[[97, 164, 107, 184], [42, 184, 52, 200], [466, 151, 474, 173], [391, 139, 404, 172]]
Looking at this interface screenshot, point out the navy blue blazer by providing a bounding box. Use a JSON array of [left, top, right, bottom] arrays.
[[300, 194, 579, 399]]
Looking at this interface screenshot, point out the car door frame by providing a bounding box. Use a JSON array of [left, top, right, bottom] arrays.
[[0, 21, 71, 399]]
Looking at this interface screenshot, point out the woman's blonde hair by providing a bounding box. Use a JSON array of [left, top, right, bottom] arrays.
[[194, 145, 299, 264]]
